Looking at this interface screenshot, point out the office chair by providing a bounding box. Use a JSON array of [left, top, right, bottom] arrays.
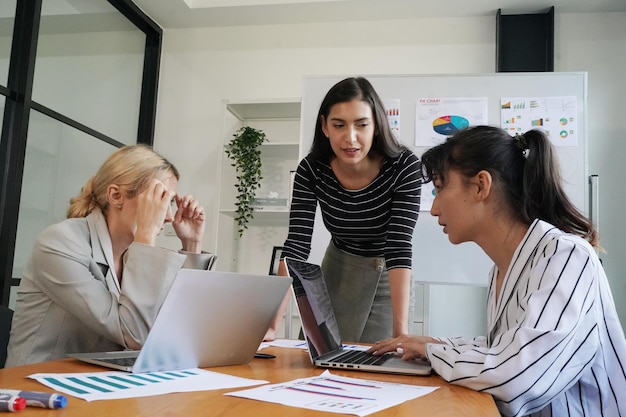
[[0, 305, 13, 368]]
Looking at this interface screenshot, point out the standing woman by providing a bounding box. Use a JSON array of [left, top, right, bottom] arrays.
[[6, 145, 214, 366], [266, 77, 422, 343], [370, 126, 626, 417]]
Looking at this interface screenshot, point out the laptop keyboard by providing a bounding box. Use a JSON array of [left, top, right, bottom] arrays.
[[329, 350, 389, 366], [100, 357, 137, 367]]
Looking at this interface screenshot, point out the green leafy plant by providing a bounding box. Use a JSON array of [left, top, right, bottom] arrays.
[[225, 126, 268, 236]]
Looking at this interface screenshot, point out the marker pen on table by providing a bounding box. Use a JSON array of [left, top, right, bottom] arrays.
[[0, 394, 26, 412], [0, 390, 67, 409]]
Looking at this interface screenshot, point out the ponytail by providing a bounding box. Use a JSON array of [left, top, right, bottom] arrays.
[[422, 126, 598, 247], [67, 178, 101, 218], [518, 129, 598, 247]]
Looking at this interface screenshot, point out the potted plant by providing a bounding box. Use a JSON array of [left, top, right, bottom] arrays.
[[225, 126, 268, 236]]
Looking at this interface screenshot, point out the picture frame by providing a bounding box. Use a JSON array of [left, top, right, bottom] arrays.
[[269, 246, 283, 275]]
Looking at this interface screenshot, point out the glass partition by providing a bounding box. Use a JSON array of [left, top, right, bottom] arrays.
[[0, 0, 16, 86], [32, 0, 146, 144], [1, 0, 160, 307], [13, 109, 117, 280], [0, 95, 4, 166]]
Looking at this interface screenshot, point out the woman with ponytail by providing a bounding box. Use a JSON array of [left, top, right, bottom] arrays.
[[6, 145, 214, 366], [369, 126, 626, 417]]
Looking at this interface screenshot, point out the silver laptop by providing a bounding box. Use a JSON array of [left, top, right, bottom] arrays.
[[68, 269, 292, 373], [284, 257, 431, 376]]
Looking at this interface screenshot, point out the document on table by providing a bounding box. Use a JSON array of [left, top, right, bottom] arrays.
[[259, 339, 309, 349], [260, 339, 370, 351], [225, 370, 438, 416], [28, 368, 268, 401]]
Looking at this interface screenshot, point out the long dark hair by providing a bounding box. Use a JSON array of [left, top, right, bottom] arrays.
[[308, 77, 406, 163], [421, 125, 598, 247]]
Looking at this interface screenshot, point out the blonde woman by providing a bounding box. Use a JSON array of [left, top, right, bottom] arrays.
[[6, 145, 213, 366]]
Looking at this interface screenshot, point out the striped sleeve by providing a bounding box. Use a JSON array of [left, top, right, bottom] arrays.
[[425, 221, 626, 417], [281, 158, 318, 261], [385, 152, 421, 269]]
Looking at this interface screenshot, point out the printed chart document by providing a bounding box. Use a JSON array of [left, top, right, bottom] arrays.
[[260, 339, 370, 351], [500, 96, 578, 147], [29, 368, 267, 401], [225, 370, 438, 416]]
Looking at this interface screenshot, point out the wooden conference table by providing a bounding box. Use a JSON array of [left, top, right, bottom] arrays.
[[0, 346, 499, 416]]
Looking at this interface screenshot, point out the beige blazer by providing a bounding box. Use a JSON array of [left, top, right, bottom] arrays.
[[5, 208, 213, 367]]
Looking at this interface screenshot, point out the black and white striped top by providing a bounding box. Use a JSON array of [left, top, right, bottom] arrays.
[[281, 149, 422, 270], [426, 219, 626, 417]]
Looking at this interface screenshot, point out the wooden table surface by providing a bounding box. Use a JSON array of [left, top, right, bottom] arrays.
[[0, 346, 499, 416]]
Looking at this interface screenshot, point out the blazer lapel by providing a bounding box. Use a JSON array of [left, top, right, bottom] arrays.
[[86, 209, 121, 294]]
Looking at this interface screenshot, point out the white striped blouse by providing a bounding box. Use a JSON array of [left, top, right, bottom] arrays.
[[281, 149, 422, 270], [426, 219, 626, 417]]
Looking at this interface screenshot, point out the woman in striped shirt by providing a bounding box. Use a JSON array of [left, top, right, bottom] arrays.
[[370, 126, 626, 416], [265, 77, 422, 343]]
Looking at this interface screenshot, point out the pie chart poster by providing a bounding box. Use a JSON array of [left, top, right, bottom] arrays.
[[415, 97, 488, 147]]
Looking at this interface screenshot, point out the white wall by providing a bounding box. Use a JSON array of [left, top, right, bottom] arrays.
[[152, 13, 626, 329], [557, 13, 626, 327]]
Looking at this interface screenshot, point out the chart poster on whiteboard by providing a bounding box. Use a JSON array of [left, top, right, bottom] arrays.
[[420, 181, 436, 212], [415, 97, 488, 147], [383, 98, 401, 141], [500, 96, 578, 147]]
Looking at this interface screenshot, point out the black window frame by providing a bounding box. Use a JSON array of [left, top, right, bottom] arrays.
[[0, 0, 162, 306]]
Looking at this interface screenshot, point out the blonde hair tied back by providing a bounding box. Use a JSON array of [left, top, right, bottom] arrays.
[[66, 144, 179, 219]]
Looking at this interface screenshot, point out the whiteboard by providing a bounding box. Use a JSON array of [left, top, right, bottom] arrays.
[[300, 73, 587, 285]]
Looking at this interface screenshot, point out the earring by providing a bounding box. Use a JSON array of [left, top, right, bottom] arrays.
[[118, 204, 123, 209]]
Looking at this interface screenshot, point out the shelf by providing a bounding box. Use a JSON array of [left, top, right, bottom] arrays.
[[219, 208, 290, 226], [226, 101, 301, 121], [218, 99, 301, 274], [220, 207, 289, 215], [259, 142, 299, 158], [224, 142, 298, 156]]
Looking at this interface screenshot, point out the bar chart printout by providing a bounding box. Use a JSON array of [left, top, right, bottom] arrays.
[[29, 368, 268, 401], [225, 370, 438, 416]]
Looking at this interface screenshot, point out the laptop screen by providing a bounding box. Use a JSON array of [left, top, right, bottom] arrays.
[[285, 258, 342, 359]]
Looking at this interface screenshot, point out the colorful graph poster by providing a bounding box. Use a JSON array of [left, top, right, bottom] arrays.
[[500, 96, 578, 147], [415, 97, 488, 147], [420, 182, 436, 212], [383, 98, 401, 141]]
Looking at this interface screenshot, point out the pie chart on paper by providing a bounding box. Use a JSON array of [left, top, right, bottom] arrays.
[[432, 115, 469, 135]]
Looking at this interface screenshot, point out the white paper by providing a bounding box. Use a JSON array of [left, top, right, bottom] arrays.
[[415, 97, 488, 146], [260, 339, 369, 351], [260, 339, 309, 349], [420, 181, 436, 212], [383, 98, 401, 141], [225, 370, 438, 416], [500, 96, 578, 146], [29, 368, 267, 402]]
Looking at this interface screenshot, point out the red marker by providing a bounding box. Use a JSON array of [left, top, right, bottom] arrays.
[[0, 395, 26, 412]]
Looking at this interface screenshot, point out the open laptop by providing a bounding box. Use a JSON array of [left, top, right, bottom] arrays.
[[68, 269, 292, 373], [284, 257, 431, 376]]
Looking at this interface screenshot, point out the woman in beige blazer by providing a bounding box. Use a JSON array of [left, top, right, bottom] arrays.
[[5, 145, 214, 366]]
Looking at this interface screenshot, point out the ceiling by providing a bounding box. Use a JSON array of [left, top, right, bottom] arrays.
[[130, 0, 626, 29]]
